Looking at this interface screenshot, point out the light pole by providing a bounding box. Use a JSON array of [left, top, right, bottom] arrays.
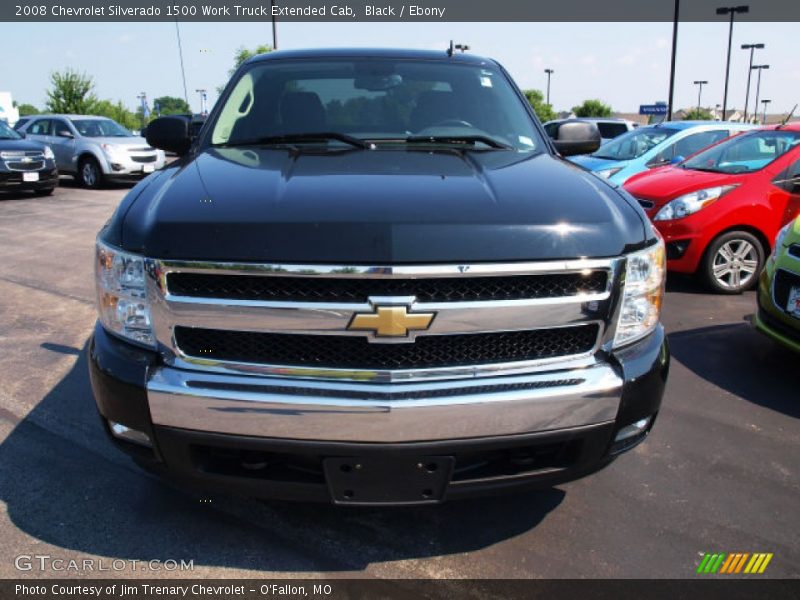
[[752, 64, 769, 123], [455, 44, 470, 53], [544, 68, 554, 106], [741, 43, 764, 122], [270, 0, 278, 49], [195, 89, 208, 116], [136, 92, 147, 129], [761, 99, 771, 124], [693, 80, 708, 115], [667, 0, 680, 121], [716, 5, 749, 121]]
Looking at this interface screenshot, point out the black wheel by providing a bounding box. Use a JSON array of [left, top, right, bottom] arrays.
[[78, 156, 103, 189], [33, 187, 55, 196], [700, 230, 765, 294]]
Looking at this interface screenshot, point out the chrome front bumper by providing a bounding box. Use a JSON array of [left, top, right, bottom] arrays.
[[147, 362, 623, 443]]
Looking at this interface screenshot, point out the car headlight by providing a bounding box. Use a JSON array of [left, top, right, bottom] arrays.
[[614, 238, 666, 348], [653, 185, 737, 221], [95, 240, 155, 348], [101, 143, 123, 159], [42, 145, 55, 160], [595, 167, 622, 180], [768, 222, 794, 265]]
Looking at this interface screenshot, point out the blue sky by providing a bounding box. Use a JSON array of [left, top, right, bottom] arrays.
[[3, 21, 797, 116]]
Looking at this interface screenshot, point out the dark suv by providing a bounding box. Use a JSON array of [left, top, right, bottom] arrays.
[[89, 48, 669, 505], [0, 120, 58, 196]]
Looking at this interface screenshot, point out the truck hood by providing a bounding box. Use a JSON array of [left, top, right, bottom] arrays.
[[117, 147, 647, 263], [568, 154, 628, 172]]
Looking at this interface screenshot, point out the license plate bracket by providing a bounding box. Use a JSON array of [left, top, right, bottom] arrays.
[[323, 455, 454, 505], [23, 172, 39, 182]]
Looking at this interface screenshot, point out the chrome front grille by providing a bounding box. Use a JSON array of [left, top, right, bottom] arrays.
[[2, 151, 45, 171], [147, 259, 625, 382]]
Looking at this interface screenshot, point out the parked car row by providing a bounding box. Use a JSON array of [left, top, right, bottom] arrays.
[[14, 114, 166, 189], [548, 118, 800, 351]]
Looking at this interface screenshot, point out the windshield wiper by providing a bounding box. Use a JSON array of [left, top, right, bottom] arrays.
[[404, 135, 512, 150], [216, 132, 370, 149]]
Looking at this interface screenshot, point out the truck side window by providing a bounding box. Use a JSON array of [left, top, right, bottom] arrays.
[[28, 119, 52, 136]]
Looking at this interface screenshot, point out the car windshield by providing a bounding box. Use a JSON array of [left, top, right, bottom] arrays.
[[209, 57, 542, 152], [682, 130, 800, 174], [592, 126, 678, 160], [71, 118, 131, 138], [0, 121, 22, 140]]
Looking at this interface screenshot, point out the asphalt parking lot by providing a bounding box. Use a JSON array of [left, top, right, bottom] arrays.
[[0, 180, 798, 580]]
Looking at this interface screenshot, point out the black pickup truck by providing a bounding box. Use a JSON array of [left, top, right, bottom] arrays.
[[89, 48, 669, 505]]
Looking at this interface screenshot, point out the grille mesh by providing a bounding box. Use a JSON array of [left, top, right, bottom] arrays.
[[174, 324, 600, 370], [167, 271, 608, 303]]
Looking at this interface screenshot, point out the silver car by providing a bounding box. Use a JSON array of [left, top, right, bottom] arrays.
[[18, 115, 166, 188]]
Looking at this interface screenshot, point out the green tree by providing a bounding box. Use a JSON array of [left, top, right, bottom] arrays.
[[522, 89, 556, 123], [682, 108, 713, 120], [572, 99, 613, 118], [152, 95, 190, 116], [16, 103, 40, 116], [45, 69, 98, 114], [229, 44, 273, 77], [92, 99, 139, 130], [219, 44, 274, 93]]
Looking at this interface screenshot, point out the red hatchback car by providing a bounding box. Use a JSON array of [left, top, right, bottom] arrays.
[[624, 124, 800, 293]]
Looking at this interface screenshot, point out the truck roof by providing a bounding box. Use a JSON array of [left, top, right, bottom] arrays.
[[245, 47, 494, 65]]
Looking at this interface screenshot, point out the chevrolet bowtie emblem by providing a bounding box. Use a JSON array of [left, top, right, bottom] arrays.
[[348, 305, 435, 339]]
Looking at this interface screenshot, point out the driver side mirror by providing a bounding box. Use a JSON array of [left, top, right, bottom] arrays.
[[56, 130, 74, 139], [551, 121, 601, 157], [145, 116, 192, 156]]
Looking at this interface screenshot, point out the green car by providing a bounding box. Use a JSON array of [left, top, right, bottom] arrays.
[[756, 216, 800, 352]]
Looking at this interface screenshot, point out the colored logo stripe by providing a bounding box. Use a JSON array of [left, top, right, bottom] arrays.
[[698, 552, 773, 574]]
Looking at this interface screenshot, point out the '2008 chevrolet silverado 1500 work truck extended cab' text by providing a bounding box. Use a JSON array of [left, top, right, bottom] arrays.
[[89, 48, 669, 505]]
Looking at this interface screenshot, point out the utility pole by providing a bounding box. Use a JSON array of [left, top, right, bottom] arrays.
[[693, 81, 708, 115], [716, 5, 749, 121], [667, 0, 680, 121], [544, 69, 554, 106], [761, 99, 771, 125], [741, 43, 764, 122], [752, 64, 769, 123]]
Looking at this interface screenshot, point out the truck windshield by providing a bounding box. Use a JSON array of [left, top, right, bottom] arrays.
[[592, 126, 677, 160], [681, 130, 800, 174], [210, 58, 542, 152], [71, 118, 131, 138]]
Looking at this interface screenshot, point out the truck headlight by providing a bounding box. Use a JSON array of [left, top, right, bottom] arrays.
[[42, 145, 55, 160], [95, 240, 155, 348], [614, 239, 666, 348], [653, 185, 737, 221]]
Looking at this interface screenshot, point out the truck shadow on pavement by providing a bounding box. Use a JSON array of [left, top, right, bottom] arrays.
[[0, 341, 564, 574], [668, 322, 800, 419]]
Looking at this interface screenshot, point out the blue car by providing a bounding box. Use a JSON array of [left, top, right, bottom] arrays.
[[570, 121, 754, 185]]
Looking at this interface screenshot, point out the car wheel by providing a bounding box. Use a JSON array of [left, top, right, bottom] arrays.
[[78, 157, 103, 189], [33, 187, 55, 196], [701, 231, 764, 294]]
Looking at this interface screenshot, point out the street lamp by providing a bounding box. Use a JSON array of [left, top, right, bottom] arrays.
[[693, 80, 708, 115], [741, 43, 764, 122], [136, 92, 147, 129], [716, 5, 749, 121], [752, 64, 769, 123], [544, 68, 554, 106], [455, 44, 470, 53], [195, 89, 208, 116], [761, 99, 771, 125]]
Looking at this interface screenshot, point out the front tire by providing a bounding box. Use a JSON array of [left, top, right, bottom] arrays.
[[33, 187, 55, 197], [700, 230, 764, 294], [78, 157, 103, 189]]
